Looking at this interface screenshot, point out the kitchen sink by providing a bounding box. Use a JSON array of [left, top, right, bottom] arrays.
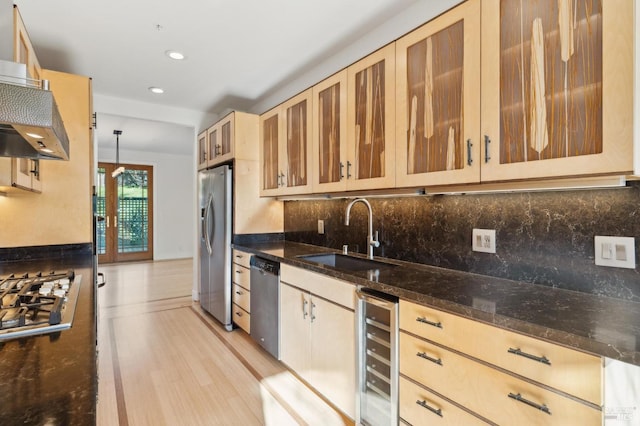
[[297, 253, 397, 272]]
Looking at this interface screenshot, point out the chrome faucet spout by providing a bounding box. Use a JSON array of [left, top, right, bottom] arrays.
[[344, 198, 379, 260]]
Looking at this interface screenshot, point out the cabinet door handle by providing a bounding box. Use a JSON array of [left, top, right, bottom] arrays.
[[114, 216, 118, 228], [508, 393, 551, 415], [416, 400, 443, 418], [508, 347, 551, 365], [339, 162, 344, 180], [106, 216, 110, 228], [416, 316, 443, 329], [216, 144, 221, 155], [310, 302, 316, 323], [416, 351, 443, 366], [302, 298, 308, 319], [466, 139, 473, 166], [346, 161, 352, 179], [484, 135, 491, 163]]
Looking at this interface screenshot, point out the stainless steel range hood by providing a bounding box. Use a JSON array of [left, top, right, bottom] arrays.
[[0, 60, 70, 160]]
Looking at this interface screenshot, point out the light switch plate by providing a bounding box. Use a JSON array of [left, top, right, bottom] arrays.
[[595, 236, 635, 269], [472, 229, 496, 253]]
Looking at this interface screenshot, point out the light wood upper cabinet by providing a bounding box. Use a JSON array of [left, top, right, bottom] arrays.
[[312, 70, 348, 193], [208, 113, 236, 166], [395, 0, 481, 187], [13, 6, 41, 81], [347, 44, 396, 190], [259, 89, 313, 196], [198, 111, 260, 170], [480, 0, 634, 182], [206, 125, 218, 166], [197, 131, 208, 170]]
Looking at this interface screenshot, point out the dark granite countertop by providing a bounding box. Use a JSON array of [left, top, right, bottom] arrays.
[[234, 240, 640, 367], [0, 249, 96, 425]]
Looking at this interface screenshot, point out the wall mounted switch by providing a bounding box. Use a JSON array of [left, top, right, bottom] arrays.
[[595, 236, 635, 269], [317, 219, 325, 234], [472, 229, 496, 253]]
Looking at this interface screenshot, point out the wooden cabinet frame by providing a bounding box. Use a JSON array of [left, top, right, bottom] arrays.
[[312, 70, 348, 193], [259, 89, 313, 196], [395, 0, 481, 187], [480, 0, 634, 182], [346, 44, 397, 190]]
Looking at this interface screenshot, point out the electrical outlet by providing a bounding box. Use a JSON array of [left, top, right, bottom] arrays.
[[472, 297, 496, 314], [317, 219, 325, 234], [595, 236, 635, 269], [472, 229, 496, 253]]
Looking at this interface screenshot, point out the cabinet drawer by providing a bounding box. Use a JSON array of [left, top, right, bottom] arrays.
[[233, 264, 250, 290], [400, 376, 488, 426], [399, 300, 602, 405], [281, 264, 354, 309], [232, 249, 251, 268], [232, 304, 250, 333], [400, 332, 601, 425], [233, 284, 250, 313]]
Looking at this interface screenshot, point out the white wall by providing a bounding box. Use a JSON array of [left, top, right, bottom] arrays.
[[98, 146, 194, 260]]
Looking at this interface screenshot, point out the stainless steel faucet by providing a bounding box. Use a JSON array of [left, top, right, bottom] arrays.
[[344, 198, 379, 260]]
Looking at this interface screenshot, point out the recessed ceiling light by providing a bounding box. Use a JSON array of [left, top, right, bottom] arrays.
[[166, 50, 185, 60], [149, 87, 164, 94]]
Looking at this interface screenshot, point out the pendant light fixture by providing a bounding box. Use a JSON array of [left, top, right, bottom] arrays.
[[112, 130, 125, 178]]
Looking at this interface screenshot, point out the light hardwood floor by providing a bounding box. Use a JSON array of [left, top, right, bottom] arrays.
[[97, 259, 352, 426]]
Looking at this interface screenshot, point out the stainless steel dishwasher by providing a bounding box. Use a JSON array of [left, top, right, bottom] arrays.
[[356, 287, 399, 426], [249, 256, 280, 359]]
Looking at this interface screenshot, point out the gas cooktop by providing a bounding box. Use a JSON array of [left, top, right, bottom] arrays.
[[0, 270, 81, 341]]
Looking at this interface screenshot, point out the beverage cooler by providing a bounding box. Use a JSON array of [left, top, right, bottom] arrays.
[[356, 288, 399, 426]]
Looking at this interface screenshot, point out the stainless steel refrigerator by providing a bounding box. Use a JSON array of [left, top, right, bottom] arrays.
[[199, 164, 232, 331]]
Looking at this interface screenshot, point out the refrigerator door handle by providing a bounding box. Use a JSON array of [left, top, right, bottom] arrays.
[[200, 208, 206, 243], [205, 194, 214, 255]]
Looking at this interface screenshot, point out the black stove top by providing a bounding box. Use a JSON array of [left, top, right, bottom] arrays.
[[0, 270, 81, 341]]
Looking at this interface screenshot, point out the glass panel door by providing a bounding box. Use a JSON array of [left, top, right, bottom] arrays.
[[97, 162, 154, 263]]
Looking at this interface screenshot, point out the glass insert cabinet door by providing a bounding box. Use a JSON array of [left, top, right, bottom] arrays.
[[347, 43, 396, 191], [395, 0, 481, 187], [97, 162, 154, 263], [481, 0, 633, 182]]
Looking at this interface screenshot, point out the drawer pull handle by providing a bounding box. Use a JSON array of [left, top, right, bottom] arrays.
[[235, 311, 243, 317], [416, 317, 442, 329], [417, 351, 442, 366], [416, 400, 443, 417], [508, 392, 551, 415], [508, 347, 551, 365], [235, 290, 243, 295], [236, 270, 243, 274], [236, 254, 243, 258]]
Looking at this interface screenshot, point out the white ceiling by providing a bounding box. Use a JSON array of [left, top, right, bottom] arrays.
[[13, 0, 455, 155]]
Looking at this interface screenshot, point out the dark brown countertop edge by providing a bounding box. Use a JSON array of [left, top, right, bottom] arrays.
[[234, 241, 640, 367], [0, 246, 97, 424]]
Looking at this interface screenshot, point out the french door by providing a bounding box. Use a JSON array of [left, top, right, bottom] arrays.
[[97, 162, 154, 263]]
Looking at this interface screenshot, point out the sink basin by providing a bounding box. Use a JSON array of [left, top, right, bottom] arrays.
[[297, 253, 397, 272]]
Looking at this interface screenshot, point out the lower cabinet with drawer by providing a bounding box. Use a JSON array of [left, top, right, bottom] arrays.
[[399, 299, 603, 425], [232, 249, 251, 333]]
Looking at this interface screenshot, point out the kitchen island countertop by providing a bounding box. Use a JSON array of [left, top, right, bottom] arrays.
[[0, 249, 96, 425], [234, 240, 640, 367]]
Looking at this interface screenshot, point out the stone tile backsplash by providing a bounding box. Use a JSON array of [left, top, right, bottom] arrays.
[[284, 182, 640, 302]]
